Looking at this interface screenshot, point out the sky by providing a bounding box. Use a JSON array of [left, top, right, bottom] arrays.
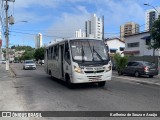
[[0, 0, 160, 48]]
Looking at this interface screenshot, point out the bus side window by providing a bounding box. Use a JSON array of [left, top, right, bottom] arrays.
[[49, 47, 51, 60], [55, 45, 59, 60], [47, 49, 49, 59], [53, 46, 56, 59], [51, 47, 53, 60], [64, 42, 71, 65]]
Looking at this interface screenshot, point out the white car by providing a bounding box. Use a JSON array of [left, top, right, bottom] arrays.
[[2, 60, 6, 64], [23, 60, 36, 70]]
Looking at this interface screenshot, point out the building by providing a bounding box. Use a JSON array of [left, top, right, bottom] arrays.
[[104, 38, 125, 56], [85, 14, 103, 39], [74, 29, 85, 38], [124, 31, 160, 56], [14, 50, 25, 58], [145, 7, 160, 31], [35, 33, 43, 49], [120, 22, 139, 41]]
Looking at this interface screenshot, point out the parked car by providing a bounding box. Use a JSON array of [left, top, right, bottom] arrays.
[[38, 60, 44, 65], [2, 60, 6, 64], [23, 60, 36, 70], [121, 61, 158, 78]]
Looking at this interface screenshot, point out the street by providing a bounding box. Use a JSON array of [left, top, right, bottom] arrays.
[[1, 63, 160, 120]]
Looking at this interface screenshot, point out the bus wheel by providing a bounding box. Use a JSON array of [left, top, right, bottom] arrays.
[[98, 81, 106, 87], [65, 75, 74, 89]]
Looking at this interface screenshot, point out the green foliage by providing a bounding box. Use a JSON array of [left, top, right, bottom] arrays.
[[11, 45, 16, 49], [114, 53, 128, 75], [34, 47, 45, 61], [15, 45, 34, 51], [149, 16, 160, 55], [20, 50, 35, 60], [14, 57, 19, 61], [2, 49, 6, 53]]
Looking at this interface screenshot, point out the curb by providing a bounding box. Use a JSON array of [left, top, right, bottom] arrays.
[[112, 75, 160, 87], [9, 65, 16, 77], [112, 72, 160, 87]]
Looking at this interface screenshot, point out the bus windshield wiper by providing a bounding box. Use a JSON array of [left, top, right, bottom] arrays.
[[86, 40, 94, 61], [93, 46, 104, 62]]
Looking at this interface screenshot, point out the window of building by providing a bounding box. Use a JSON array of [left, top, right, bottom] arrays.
[[119, 47, 124, 51], [127, 42, 139, 48], [110, 49, 117, 53]]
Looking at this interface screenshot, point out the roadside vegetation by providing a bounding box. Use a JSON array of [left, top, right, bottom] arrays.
[[113, 53, 128, 75], [149, 16, 160, 56], [9, 45, 45, 62]]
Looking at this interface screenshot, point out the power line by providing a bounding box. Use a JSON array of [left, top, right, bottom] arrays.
[[9, 30, 71, 38]]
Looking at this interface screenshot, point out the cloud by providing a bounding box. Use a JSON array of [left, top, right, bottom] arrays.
[[13, 10, 52, 24], [10, 0, 147, 42], [46, 13, 89, 39], [14, 0, 59, 9], [45, 0, 146, 39]]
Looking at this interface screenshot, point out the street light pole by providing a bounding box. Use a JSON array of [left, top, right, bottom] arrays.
[[144, 4, 159, 14], [5, 0, 9, 70]]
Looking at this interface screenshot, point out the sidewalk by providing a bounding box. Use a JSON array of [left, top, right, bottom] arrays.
[[112, 70, 160, 86], [0, 64, 27, 111]]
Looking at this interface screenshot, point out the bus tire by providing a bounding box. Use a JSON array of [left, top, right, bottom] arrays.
[[65, 74, 74, 89], [98, 81, 106, 87]]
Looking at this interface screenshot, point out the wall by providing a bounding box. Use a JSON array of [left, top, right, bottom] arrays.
[[125, 32, 160, 56]]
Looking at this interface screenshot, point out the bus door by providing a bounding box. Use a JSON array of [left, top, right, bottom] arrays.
[[60, 44, 64, 78]]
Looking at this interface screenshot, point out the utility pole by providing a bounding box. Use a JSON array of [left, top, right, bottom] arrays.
[[5, 0, 9, 70], [4, 0, 15, 70]]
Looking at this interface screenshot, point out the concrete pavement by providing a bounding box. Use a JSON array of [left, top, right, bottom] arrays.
[[0, 64, 29, 120], [112, 70, 160, 86], [1, 63, 160, 120]]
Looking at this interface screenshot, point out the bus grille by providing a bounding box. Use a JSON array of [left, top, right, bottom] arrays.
[[84, 70, 104, 73], [84, 66, 105, 74], [87, 75, 102, 81]]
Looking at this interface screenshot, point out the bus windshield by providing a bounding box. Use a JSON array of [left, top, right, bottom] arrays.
[[70, 39, 109, 62]]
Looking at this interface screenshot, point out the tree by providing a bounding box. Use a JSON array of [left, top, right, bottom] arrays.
[[149, 16, 160, 56], [11, 45, 16, 49], [20, 50, 35, 60], [15, 45, 34, 51], [34, 47, 45, 61], [114, 53, 128, 75]]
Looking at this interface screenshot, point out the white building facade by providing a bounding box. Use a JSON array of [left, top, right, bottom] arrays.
[[104, 38, 125, 55], [74, 29, 85, 38], [35, 33, 43, 49], [145, 7, 160, 31], [124, 32, 160, 56], [85, 14, 103, 39]]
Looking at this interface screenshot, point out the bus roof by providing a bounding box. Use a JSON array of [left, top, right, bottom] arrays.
[[46, 37, 103, 48]]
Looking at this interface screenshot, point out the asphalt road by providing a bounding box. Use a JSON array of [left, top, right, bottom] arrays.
[[10, 63, 160, 120]]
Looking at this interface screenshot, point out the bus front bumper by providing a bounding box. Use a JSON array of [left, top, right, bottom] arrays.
[[71, 71, 112, 83]]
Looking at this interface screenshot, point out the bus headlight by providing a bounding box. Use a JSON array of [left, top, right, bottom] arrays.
[[74, 66, 82, 73], [105, 65, 111, 72]]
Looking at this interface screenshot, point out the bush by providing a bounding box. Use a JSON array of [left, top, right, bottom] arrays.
[[113, 53, 128, 75]]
